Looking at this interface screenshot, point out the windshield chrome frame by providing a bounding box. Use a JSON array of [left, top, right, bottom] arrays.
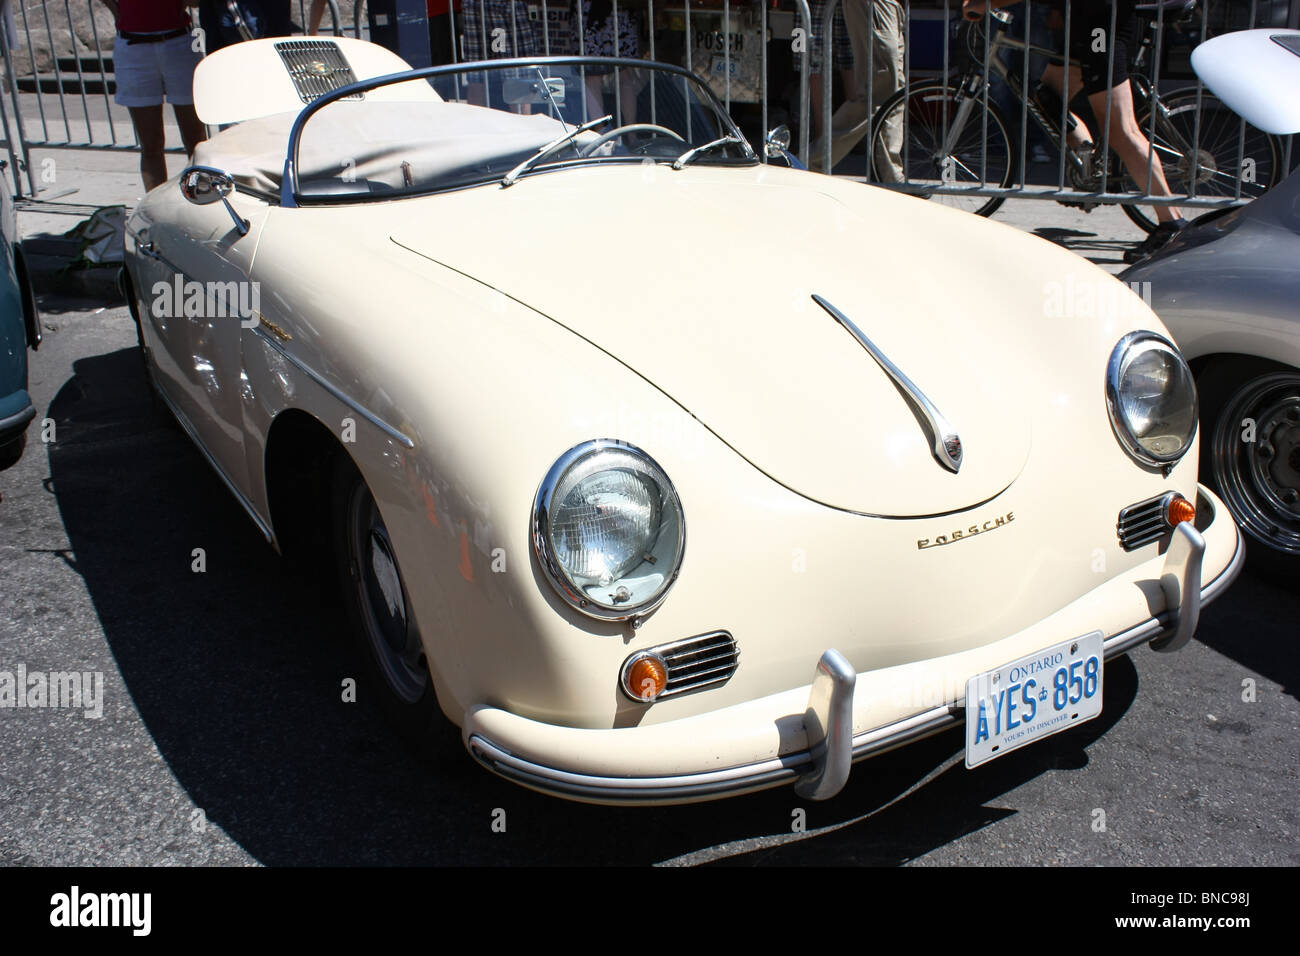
[[280, 56, 754, 208]]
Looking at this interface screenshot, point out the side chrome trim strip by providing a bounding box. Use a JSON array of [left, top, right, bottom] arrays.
[[466, 529, 1246, 804], [250, 325, 415, 449], [812, 294, 964, 474]]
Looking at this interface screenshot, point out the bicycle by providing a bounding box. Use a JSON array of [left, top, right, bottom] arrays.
[[865, 0, 1284, 228]]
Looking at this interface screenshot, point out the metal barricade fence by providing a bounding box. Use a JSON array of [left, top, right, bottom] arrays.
[[816, 0, 1297, 217], [0, 0, 345, 196], [1, 0, 130, 199], [358, 0, 812, 157], [1, 0, 1294, 212]]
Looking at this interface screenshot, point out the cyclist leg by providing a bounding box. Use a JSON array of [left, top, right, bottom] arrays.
[[1038, 62, 1091, 150], [1087, 81, 1182, 224]]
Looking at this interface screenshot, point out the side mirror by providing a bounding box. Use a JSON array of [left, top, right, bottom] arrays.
[[764, 126, 805, 169], [180, 166, 249, 236], [764, 125, 792, 157]]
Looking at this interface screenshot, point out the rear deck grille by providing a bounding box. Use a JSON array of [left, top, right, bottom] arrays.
[[1117, 493, 1174, 551], [643, 631, 739, 699], [275, 40, 362, 104]]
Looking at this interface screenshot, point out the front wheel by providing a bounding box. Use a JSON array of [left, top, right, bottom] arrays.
[[332, 454, 441, 739], [869, 80, 1014, 219], [1123, 91, 1283, 234], [1198, 357, 1300, 579]]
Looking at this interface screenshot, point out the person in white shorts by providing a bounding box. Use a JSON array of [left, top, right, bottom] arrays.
[[100, 1, 208, 191]]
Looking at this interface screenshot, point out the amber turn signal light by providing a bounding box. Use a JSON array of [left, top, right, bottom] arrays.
[[1166, 495, 1196, 528], [623, 654, 668, 702]]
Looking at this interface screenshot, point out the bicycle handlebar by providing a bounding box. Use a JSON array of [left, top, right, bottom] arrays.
[[963, 6, 1011, 25], [963, 0, 1193, 27], [1135, 0, 1197, 13]]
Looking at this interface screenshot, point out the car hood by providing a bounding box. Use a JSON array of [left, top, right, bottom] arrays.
[[390, 166, 1034, 517]]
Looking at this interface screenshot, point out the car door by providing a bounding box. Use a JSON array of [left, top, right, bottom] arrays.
[[139, 185, 269, 501]]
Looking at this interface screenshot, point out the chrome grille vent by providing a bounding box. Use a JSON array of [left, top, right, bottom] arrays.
[[642, 631, 739, 700], [275, 40, 362, 104], [1117, 492, 1173, 551]]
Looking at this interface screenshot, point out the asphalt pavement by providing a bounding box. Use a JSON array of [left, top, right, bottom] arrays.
[[0, 145, 1296, 866]]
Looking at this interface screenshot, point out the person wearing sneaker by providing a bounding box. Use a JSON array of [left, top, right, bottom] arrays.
[[963, 0, 1187, 262], [1123, 214, 1189, 262]]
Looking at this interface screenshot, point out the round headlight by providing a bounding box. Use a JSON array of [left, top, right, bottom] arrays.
[[533, 440, 685, 621], [1106, 331, 1198, 467]]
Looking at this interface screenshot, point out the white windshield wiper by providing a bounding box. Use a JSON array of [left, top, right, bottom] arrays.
[[502, 114, 613, 187], [671, 135, 749, 170]]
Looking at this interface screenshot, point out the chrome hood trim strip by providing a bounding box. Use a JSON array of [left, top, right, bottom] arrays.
[[812, 294, 964, 474]]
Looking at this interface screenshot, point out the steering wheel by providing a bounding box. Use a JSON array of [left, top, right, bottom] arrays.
[[579, 124, 686, 157]]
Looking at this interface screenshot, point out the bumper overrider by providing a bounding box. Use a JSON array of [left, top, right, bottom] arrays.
[[464, 485, 1244, 805]]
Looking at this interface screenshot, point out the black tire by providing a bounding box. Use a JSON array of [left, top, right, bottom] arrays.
[[0, 432, 25, 471], [869, 80, 1014, 219], [14, 246, 40, 350], [1123, 91, 1284, 234], [331, 453, 443, 743], [1197, 356, 1300, 580]]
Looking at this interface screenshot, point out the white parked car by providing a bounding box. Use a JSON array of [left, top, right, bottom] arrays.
[[121, 37, 1242, 804]]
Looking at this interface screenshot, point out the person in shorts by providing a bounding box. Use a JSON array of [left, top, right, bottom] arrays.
[[460, 0, 544, 62], [458, 0, 544, 105], [101, 1, 207, 192], [565, 0, 644, 122]]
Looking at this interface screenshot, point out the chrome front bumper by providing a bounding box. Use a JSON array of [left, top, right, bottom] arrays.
[[467, 516, 1245, 806]]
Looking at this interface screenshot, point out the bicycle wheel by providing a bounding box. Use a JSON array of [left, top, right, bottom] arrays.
[[869, 80, 1014, 218], [1122, 89, 1283, 233]]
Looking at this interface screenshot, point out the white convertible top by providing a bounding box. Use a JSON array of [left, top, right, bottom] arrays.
[[193, 99, 570, 196]]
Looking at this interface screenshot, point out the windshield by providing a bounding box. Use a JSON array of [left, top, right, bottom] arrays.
[[292, 58, 754, 202]]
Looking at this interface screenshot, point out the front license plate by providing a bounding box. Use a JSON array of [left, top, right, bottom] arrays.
[[964, 631, 1104, 769]]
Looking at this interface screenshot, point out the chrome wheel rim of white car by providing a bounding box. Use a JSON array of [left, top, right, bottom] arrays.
[[347, 485, 429, 703], [1212, 372, 1300, 556]]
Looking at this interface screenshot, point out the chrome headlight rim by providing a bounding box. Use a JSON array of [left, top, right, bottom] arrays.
[[532, 439, 685, 622], [1106, 330, 1199, 468]]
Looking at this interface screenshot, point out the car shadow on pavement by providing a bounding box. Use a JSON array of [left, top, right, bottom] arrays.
[[1032, 226, 1133, 267], [700, 656, 1138, 865], [47, 346, 1139, 866], [1195, 570, 1298, 701]]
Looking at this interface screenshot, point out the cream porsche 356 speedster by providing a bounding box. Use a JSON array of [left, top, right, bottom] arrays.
[[122, 37, 1243, 804]]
